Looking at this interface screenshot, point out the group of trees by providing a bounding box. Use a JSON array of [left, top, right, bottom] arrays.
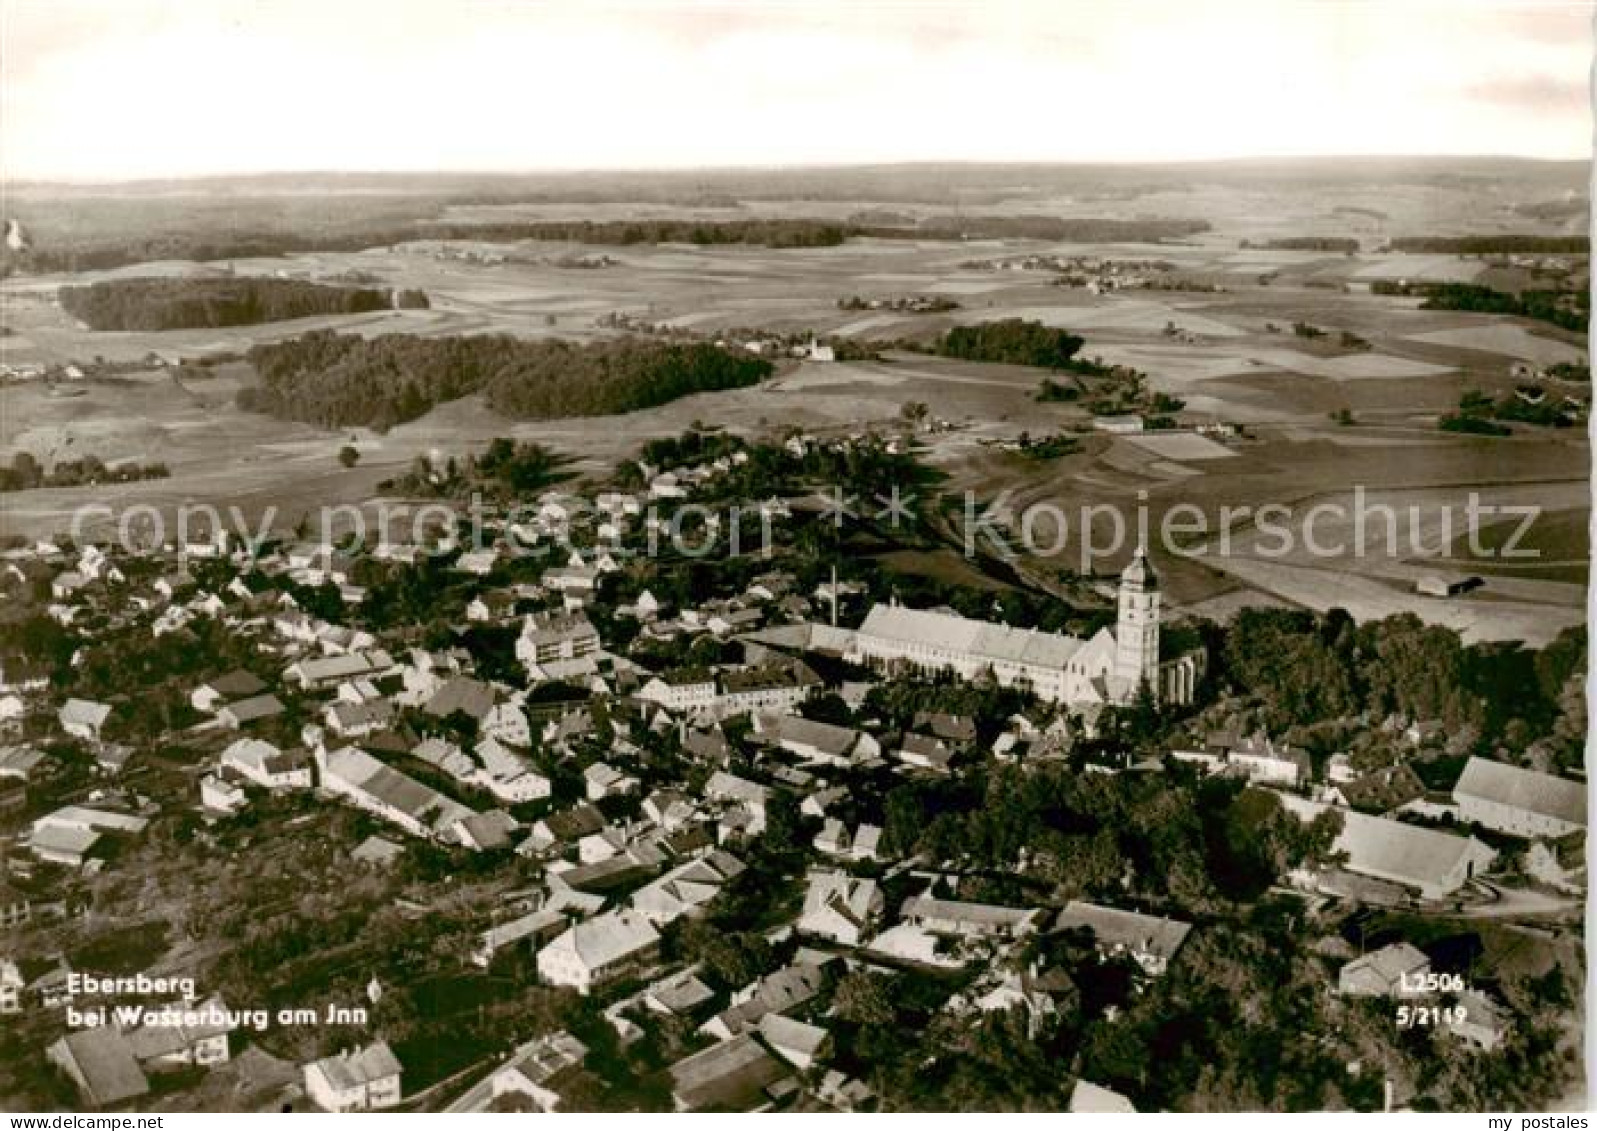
[[1220, 608, 1586, 766], [0, 450, 169, 493], [57, 277, 415, 331], [877, 762, 1342, 913], [8, 216, 853, 275], [1011, 431, 1082, 460], [239, 331, 774, 431], [930, 319, 1098, 371], [1439, 386, 1584, 434], [1035, 376, 1082, 402], [836, 294, 960, 313], [920, 320, 1181, 426], [382, 437, 572, 498]]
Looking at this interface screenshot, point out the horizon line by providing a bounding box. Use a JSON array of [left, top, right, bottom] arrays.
[[3, 152, 1589, 191]]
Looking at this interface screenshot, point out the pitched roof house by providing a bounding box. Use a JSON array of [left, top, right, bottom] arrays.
[[900, 895, 1044, 940], [47, 1027, 150, 1107], [1053, 901, 1193, 976], [445, 1032, 588, 1113], [59, 698, 112, 742], [536, 910, 661, 994], [304, 1041, 403, 1112], [669, 1032, 794, 1112], [1337, 942, 1431, 997], [798, 871, 884, 947]]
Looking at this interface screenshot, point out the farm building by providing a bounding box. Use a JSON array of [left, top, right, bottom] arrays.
[[1414, 574, 1483, 599], [1092, 415, 1145, 434], [1276, 794, 1496, 900], [1452, 756, 1586, 839]]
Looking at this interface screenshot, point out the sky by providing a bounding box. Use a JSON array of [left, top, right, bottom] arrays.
[[1, 0, 1591, 182]]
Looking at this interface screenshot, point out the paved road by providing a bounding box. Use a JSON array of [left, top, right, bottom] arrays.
[[1451, 879, 1582, 921]]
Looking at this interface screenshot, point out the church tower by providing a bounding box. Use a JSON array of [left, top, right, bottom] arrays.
[[1113, 546, 1160, 698]]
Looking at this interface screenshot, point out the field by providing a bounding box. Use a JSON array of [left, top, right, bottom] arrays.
[[2, 161, 1588, 645]]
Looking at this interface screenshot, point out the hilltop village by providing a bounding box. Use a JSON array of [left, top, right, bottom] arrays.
[[0, 426, 1585, 1112]]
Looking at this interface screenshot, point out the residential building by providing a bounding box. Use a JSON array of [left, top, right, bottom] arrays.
[[0, 959, 22, 1013], [59, 698, 112, 742], [190, 670, 267, 713], [798, 871, 884, 946], [1449, 990, 1511, 1052], [536, 911, 661, 994], [631, 850, 746, 926], [47, 1028, 151, 1107], [445, 1032, 589, 1113], [1053, 901, 1193, 976], [220, 738, 312, 790], [304, 1042, 403, 1112], [1070, 1079, 1137, 1113], [638, 669, 718, 716], [1337, 942, 1431, 997], [669, 1033, 794, 1112], [901, 895, 1044, 940], [517, 612, 601, 679]]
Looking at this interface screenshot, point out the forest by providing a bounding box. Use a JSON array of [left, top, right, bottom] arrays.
[[6, 212, 1217, 276], [1371, 281, 1589, 333], [239, 330, 774, 430], [57, 277, 409, 331]]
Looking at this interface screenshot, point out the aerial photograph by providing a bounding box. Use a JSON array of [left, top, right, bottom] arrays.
[[0, 0, 1589, 1116]]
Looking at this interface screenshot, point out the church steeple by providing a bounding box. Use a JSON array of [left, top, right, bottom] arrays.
[[1113, 546, 1160, 698], [1121, 544, 1157, 591]]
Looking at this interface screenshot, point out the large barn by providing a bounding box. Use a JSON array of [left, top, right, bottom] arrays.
[[1452, 757, 1586, 839]]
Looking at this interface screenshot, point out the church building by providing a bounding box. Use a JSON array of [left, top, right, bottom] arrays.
[[849, 550, 1200, 708]]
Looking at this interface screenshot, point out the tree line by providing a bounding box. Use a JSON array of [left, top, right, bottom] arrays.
[[238, 330, 773, 431], [877, 216, 1211, 243], [0, 450, 169, 493], [1241, 236, 1360, 252], [1388, 234, 1588, 254], [58, 277, 422, 331]]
